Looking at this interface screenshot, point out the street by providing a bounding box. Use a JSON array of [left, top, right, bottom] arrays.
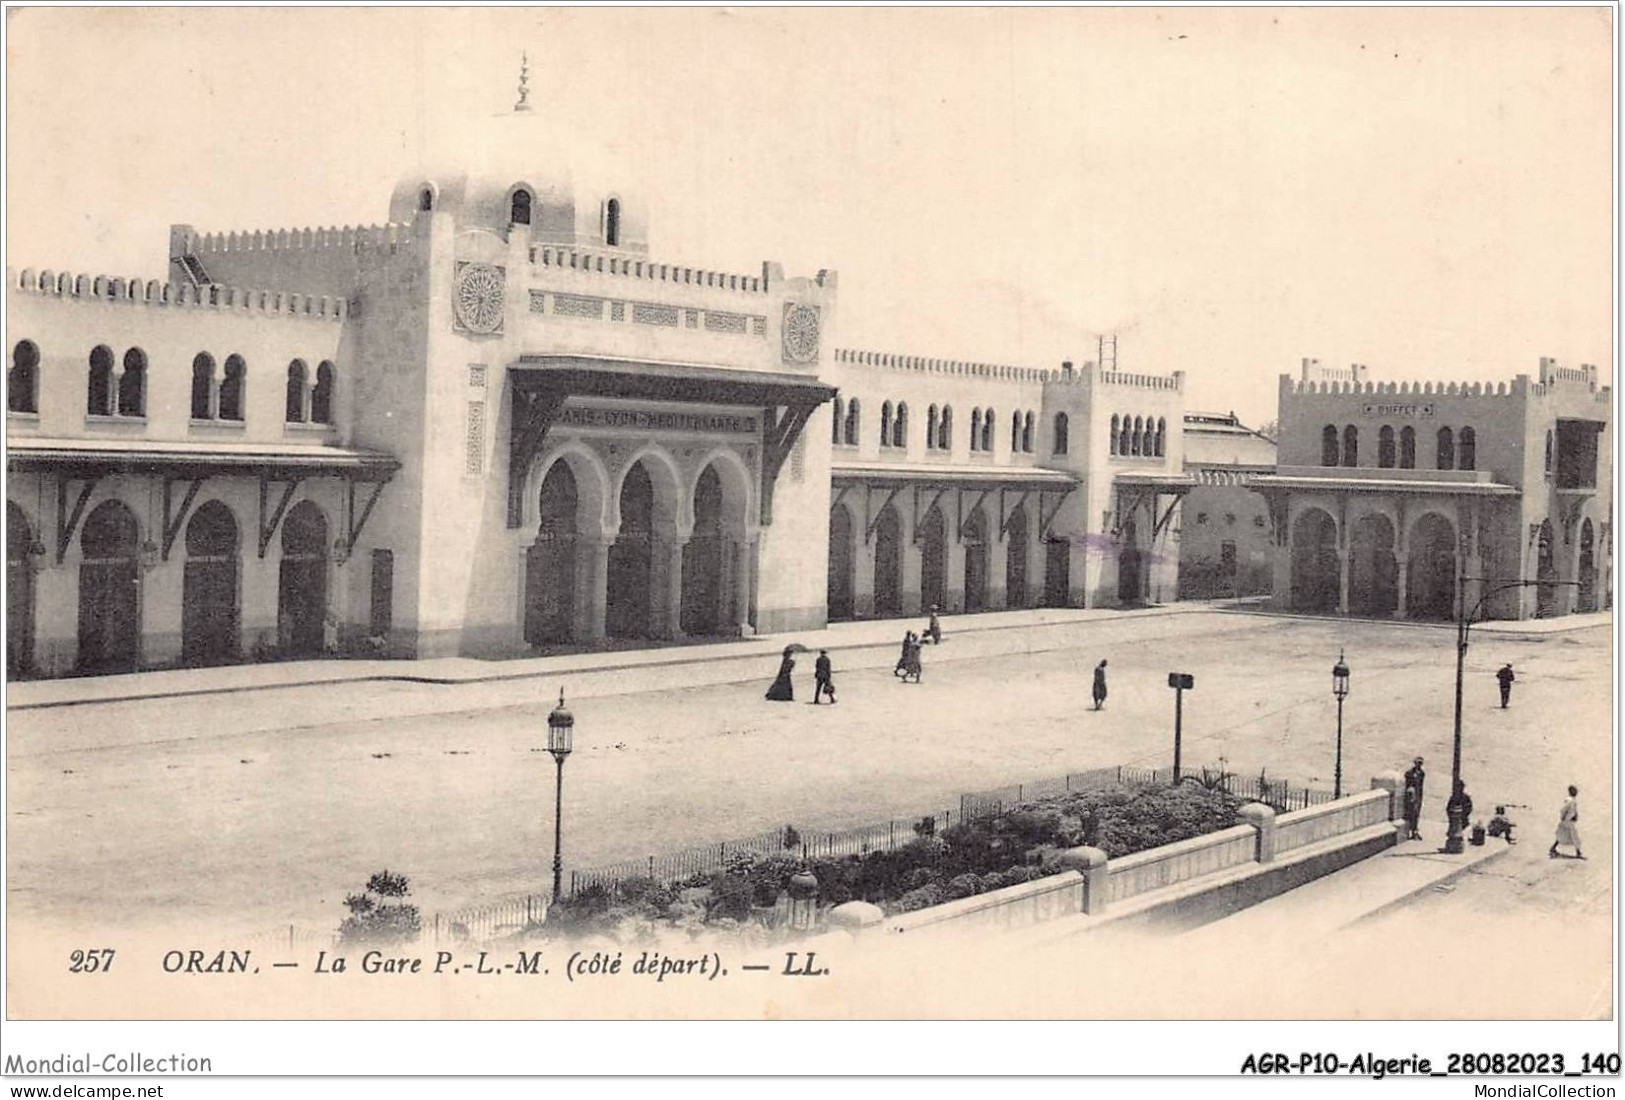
[[5, 610, 1612, 941]]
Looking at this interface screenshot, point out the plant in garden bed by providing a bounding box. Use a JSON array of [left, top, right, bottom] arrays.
[[537, 783, 1246, 938], [337, 870, 422, 946]]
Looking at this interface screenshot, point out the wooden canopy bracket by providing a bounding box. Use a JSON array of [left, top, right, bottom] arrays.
[[864, 484, 904, 544], [160, 477, 207, 560], [1152, 495, 1182, 539], [345, 477, 392, 554], [998, 488, 1032, 541], [830, 483, 853, 515], [759, 403, 816, 526], [957, 487, 992, 541], [912, 484, 950, 539], [258, 474, 304, 558], [1038, 486, 1075, 539], [55, 475, 100, 563]]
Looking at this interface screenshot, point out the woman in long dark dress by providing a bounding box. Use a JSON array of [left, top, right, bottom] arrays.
[[1091, 659, 1108, 710], [766, 651, 796, 701]]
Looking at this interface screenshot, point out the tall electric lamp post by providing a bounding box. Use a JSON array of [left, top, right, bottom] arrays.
[[547, 689, 574, 901], [1331, 650, 1350, 799]]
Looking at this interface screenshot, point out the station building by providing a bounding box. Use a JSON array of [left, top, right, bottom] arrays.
[[4, 93, 1197, 679], [1250, 358, 1613, 622]]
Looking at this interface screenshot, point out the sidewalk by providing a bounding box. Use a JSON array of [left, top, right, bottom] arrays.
[[1175, 826, 1513, 946], [8, 601, 1608, 712], [6, 603, 1193, 711]]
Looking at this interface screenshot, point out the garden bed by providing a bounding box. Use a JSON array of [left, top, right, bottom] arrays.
[[542, 782, 1246, 940]]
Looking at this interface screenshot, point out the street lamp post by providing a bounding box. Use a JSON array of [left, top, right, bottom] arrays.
[[1447, 574, 1579, 853], [1331, 650, 1350, 799], [547, 689, 574, 901]]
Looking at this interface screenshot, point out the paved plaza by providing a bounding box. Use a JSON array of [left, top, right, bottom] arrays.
[[5, 608, 1612, 939]]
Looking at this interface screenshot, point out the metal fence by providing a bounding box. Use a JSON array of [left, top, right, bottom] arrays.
[[442, 761, 1339, 929], [431, 893, 551, 944]]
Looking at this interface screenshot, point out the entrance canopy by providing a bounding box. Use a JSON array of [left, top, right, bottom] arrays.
[[508, 354, 836, 527], [8, 437, 400, 563], [831, 462, 1079, 544]]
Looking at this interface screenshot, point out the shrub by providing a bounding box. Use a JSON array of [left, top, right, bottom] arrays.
[[337, 870, 422, 946]]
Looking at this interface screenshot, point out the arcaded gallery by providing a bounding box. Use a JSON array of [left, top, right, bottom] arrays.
[[5, 98, 1608, 680]]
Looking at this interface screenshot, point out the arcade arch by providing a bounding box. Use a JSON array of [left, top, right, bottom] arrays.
[[77, 499, 141, 673], [1290, 507, 1339, 613], [1406, 512, 1456, 621], [183, 501, 240, 664]]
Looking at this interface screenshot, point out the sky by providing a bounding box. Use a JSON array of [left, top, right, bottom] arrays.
[[5, 6, 1614, 427]]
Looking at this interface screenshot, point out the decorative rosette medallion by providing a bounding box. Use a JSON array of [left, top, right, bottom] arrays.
[[453, 263, 506, 335], [780, 302, 821, 365]]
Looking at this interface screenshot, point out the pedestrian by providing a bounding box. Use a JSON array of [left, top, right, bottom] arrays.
[[1403, 756, 1426, 841], [1549, 785, 1583, 859], [765, 646, 796, 702], [1496, 663, 1516, 709], [323, 611, 341, 656], [1487, 805, 1516, 844], [925, 606, 942, 646], [1446, 778, 1474, 842], [894, 631, 915, 679], [1403, 783, 1423, 842], [1091, 660, 1109, 711], [901, 633, 923, 684], [813, 649, 836, 705]]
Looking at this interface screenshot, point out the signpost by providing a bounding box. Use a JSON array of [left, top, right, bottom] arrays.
[[1167, 672, 1195, 783]]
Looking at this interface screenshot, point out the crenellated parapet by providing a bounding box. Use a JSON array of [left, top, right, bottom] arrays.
[[175, 222, 417, 257], [833, 347, 1052, 383], [1097, 369, 1184, 392], [10, 266, 348, 322], [1282, 356, 1610, 406], [530, 246, 770, 295]]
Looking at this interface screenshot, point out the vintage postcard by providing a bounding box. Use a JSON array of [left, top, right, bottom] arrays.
[[1, 3, 1616, 1082]]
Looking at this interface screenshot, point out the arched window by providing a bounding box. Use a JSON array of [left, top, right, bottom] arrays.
[[939, 405, 953, 450], [510, 188, 533, 226], [1131, 416, 1143, 456], [286, 360, 308, 423], [605, 198, 621, 247], [1459, 426, 1476, 471], [418, 187, 434, 213], [191, 353, 215, 420], [880, 401, 893, 447], [1436, 426, 1454, 471], [1378, 425, 1396, 468], [87, 345, 114, 416], [981, 408, 994, 452], [844, 399, 860, 446], [1321, 425, 1339, 467], [831, 396, 844, 444], [1341, 425, 1357, 467], [1023, 411, 1034, 453], [220, 355, 246, 421], [1119, 415, 1133, 456], [1400, 426, 1416, 469], [1109, 414, 1119, 455], [1053, 411, 1069, 455], [118, 348, 146, 417], [926, 405, 939, 450], [970, 409, 982, 451], [311, 361, 335, 424], [893, 402, 908, 449], [1545, 429, 1553, 475], [9, 340, 38, 414], [1011, 410, 1022, 448], [1155, 417, 1166, 457]]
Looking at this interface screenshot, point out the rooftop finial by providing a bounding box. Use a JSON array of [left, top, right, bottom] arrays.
[[515, 51, 532, 113]]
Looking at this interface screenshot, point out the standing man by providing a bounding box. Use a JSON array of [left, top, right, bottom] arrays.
[[1403, 756, 1426, 841], [1091, 660, 1109, 711], [1496, 663, 1516, 709], [1550, 785, 1583, 859], [813, 649, 837, 705], [925, 606, 943, 646]]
